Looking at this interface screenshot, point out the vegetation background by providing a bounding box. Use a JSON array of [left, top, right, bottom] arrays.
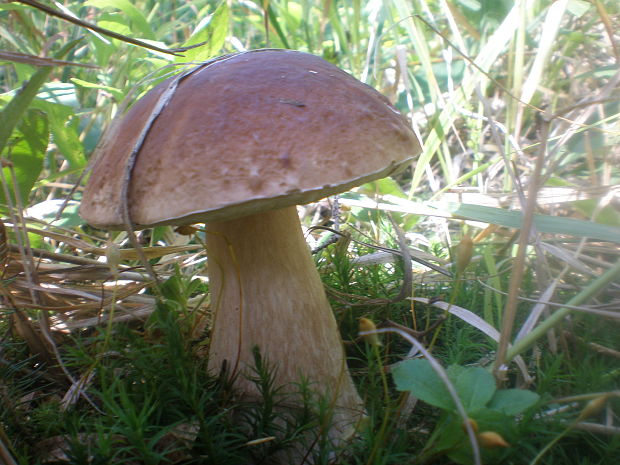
[[0, 0, 619, 464]]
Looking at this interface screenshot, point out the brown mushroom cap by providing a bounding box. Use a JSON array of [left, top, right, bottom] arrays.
[[80, 49, 421, 229]]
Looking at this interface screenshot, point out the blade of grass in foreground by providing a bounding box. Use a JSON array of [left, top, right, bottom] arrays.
[[506, 259, 620, 362], [447, 203, 620, 244], [340, 195, 620, 244]]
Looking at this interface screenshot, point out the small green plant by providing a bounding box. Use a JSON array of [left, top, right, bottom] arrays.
[[392, 359, 540, 464]]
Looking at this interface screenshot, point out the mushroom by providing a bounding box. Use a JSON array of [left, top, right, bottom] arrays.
[[80, 49, 421, 445]]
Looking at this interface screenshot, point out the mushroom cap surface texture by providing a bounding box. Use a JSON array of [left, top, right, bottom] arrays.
[[80, 49, 421, 228]]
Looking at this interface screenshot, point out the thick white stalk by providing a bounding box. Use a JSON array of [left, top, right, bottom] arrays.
[[206, 206, 363, 436]]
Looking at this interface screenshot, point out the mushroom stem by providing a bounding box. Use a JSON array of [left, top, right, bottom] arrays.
[[206, 206, 363, 434]]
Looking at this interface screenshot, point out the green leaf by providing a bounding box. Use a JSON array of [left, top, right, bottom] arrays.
[[1, 109, 48, 207], [448, 365, 496, 411], [0, 66, 52, 153], [393, 360, 501, 414], [26, 200, 84, 228], [0, 3, 29, 11], [391, 359, 454, 410], [29, 101, 87, 169], [470, 407, 514, 431], [430, 412, 467, 455], [447, 407, 515, 465], [487, 389, 540, 416], [86, 0, 154, 39], [37, 82, 79, 108], [51, 111, 86, 169], [359, 178, 406, 198], [177, 2, 229, 63], [71, 78, 125, 102], [97, 16, 132, 40], [567, 0, 591, 17]]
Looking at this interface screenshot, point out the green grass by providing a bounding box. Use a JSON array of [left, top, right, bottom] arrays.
[[1, 238, 620, 463], [1, 0, 620, 463]]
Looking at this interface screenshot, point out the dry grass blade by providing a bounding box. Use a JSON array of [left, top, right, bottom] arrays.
[[573, 422, 620, 436], [518, 0, 568, 109], [441, 185, 620, 207], [410, 297, 533, 385], [593, 0, 620, 62], [6, 307, 54, 366], [515, 280, 560, 342], [14, 0, 184, 56], [0, 434, 18, 465], [13, 281, 148, 313], [506, 259, 620, 363], [9, 223, 203, 260], [1, 207, 208, 336], [477, 280, 620, 320], [562, 331, 620, 360], [0, 50, 99, 68], [61, 369, 95, 411], [0, 221, 8, 277]]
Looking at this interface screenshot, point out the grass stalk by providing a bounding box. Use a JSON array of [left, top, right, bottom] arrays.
[[506, 258, 620, 363], [493, 118, 549, 380]]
